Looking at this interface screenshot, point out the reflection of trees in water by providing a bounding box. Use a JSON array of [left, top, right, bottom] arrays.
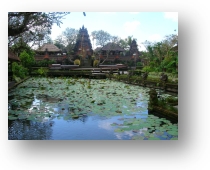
[[78, 115, 88, 123], [8, 120, 53, 140]]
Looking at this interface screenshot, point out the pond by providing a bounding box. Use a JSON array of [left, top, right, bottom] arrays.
[[8, 77, 178, 140]]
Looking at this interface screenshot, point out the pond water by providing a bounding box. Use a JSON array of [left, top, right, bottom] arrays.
[[8, 77, 178, 140]]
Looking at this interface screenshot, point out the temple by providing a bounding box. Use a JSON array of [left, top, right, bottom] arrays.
[[73, 25, 93, 66], [94, 43, 125, 64], [33, 25, 142, 66], [34, 43, 68, 64], [94, 40, 141, 64], [129, 40, 140, 57]]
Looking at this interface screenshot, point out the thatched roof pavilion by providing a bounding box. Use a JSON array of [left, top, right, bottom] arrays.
[[101, 43, 125, 52], [36, 44, 62, 54]]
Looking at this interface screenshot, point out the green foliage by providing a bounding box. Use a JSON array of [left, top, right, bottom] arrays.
[[19, 50, 35, 70], [160, 55, 178, 73], [133, 69, 141, 76], [91, 30, 111, 46], [13, 75, 21, 83], [8, 12, 70, 46], [74, 59, 80, 65], [157, 100, 178, 113], [165, 96, 178, 105], [142, 34, 178, 73], [8, 77, 178, 140], [136, 62, 143, 67], [116, 36, 137, 51], [12, 62, 28, 79], [36, 67, 48, 76], [10, 39, 34, 57], [93, 60, 99, 67], [142, 66, 153, 72]]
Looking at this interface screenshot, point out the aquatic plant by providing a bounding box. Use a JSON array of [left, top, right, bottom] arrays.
[[8, 77, 178, 140]]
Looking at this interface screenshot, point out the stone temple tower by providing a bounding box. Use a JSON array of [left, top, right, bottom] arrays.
[[74, 25, 93, 66], [129, 39, 139, 56]]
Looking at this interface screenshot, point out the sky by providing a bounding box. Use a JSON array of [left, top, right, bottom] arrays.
[[50, 12, 178, 51]]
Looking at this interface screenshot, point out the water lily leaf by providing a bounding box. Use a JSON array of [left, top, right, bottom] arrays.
[[8, 77, 178, 140], [111, 123, 118, 126], [167, 130, 178, 136], [72, 114, 79, 119], [114, 128, 124, 133], [115, 110, 122, 113], [18, 114, 27, 120], [8, 116, 18, 120]]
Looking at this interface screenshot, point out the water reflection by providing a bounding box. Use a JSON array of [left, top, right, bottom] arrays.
[[8, 119, 53, 140], [8, 78, 178, 140]]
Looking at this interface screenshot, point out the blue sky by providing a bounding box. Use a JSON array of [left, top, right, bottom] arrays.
[[51, 12, 178, 51]]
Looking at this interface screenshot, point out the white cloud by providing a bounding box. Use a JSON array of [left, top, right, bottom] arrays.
[[98, 121, 113, 131], [138, 43, 147, 51], [147, 34, 162, 42], [164, 12, 178, 22], [123, 21, 140, 34]]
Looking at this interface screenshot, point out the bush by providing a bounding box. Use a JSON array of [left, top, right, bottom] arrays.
[[74, 59, 80, 65], [136, 66, 143, 70], [133, 69, 141, 76], [136, 62, 143, 67], [13, 75, 21, 83], [12, 62, 28, 79], [166, 96, 178, 105], [36, 67, 48, 76], [93, 60, 99, 67], [142, 66, 153, 72]]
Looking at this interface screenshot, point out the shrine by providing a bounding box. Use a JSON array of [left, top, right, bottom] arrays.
[[73, 25, 93, 66], [33, 25, 142, 67], [34, 44, 67, 64], [129, 40, 141, 63], [95, 42, 125, 63]]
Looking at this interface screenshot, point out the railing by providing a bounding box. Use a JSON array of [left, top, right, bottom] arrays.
[[35, 55, 66, 61]]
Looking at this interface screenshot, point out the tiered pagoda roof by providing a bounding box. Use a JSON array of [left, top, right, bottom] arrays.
[[129, 40, 139, 56], [74, 25, 93, 53]]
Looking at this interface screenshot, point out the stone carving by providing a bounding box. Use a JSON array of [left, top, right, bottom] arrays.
[[149, 88, 158, 106], [160, 73, 168, 82], [142, 72, 148, 80]]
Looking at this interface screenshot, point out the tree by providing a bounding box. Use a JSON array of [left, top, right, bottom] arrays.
[[91, 30, 112, 64], [126, 36, 134, 46], [142, 34, 178, 72], [10, 38, 33, 56], [92, 30, 138, 64], [53, 27, 78, 54], [8, 12, 88, 48], [8, 12, 70, 37], [91, 30, 111, 47], [116, 36, 137, 54], [63, 28, 79, 54], [19, 50, 35, 73], [8, 12, 70, 47]]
